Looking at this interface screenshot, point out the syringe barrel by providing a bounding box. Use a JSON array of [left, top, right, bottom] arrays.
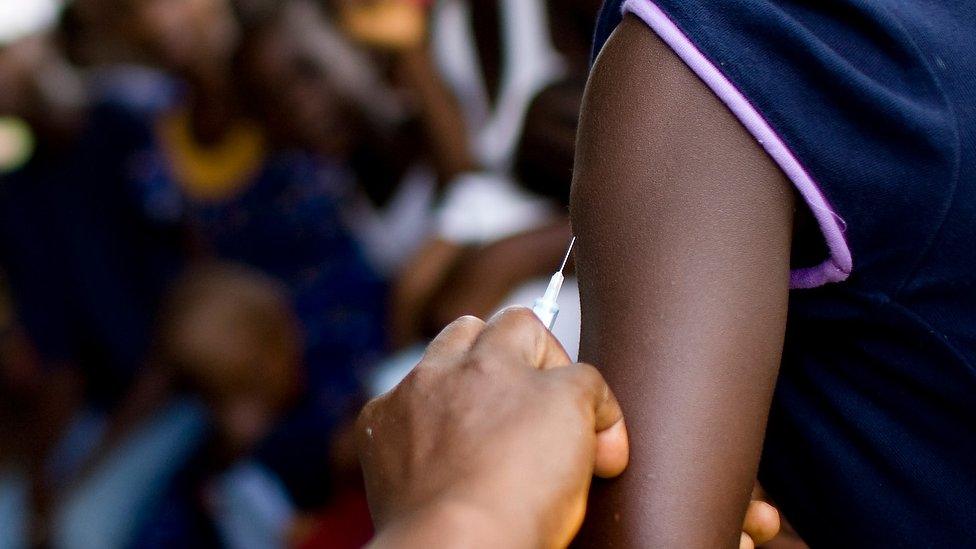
[[542, 272, 564, 303], [532, 298, 560, 331]]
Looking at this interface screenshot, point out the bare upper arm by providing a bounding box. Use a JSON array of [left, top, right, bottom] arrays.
[[571, 15, 794, 547]]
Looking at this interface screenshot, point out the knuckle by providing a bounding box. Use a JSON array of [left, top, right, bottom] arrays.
[[569, 363, 604, 395], [496, 306, 541, 328], [492, 307, 550, 356], [576, 362, 601, 378], [356, 398, 377, 422], [354, 399, 379, 439], [425, 316, 486, 357], [361, 393, 391, 419], [402, 361, 435, 389], [453, 315, 487, 331], [462, 352, 497, 374]]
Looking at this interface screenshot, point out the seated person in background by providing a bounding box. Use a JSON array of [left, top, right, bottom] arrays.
[[360, 0, 606, 353], [320, 0, 476, 278], [342, 0, 565, 348], [150, 263, 302, 548], [113, 0, 387, 505], [0, 26, 184, 547], [138, 262, 372, 549], [0, 18, 183, 416], [416, 76, 586, 342], [319, 1, 587, 348], [160, 264, 302, 466], [206, 0, 388, 402]]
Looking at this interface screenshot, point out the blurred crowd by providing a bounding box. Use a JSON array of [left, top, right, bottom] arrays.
[[0, 0, 601, 547]]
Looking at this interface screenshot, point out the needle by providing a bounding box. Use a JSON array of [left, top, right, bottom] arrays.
[[558, 236, 577, 274], [532, 236, 577, 330]]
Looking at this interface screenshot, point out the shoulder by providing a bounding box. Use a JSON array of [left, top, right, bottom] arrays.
[[590, 0, 963, 292]]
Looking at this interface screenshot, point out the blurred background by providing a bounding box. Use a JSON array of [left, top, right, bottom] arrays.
[[0, 0, 601, 547]]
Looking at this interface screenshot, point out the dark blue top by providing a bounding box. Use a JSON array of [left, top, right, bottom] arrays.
[[185, 152, 386, 403], [593, 1, 976, 545], [0, 104, 183, 406]]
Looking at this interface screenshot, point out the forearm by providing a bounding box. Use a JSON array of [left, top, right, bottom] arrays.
[[395, 47, 475, 182], [390, 239, 463, 348], [571, 17, 793, 547], [482, 220, 574, 284], [420, 221, 574, 332]]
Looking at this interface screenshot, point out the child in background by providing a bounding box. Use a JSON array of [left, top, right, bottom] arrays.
[[139, 263, 371, 549], [159, 264, 302, 464], [35, 263, 367, 549], [148, 263, 302, 548]]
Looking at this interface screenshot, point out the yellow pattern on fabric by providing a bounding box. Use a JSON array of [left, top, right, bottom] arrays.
[[157, 110, 267, 202]]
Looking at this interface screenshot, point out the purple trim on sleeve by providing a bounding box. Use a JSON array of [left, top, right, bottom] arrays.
[[621, 0, 853, 289]]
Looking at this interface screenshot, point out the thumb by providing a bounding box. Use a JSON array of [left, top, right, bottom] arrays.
[[563, 363, 630, 478], [595, 418, 629, 479]]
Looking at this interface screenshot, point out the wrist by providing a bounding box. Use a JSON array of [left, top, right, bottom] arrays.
[[371, 497, 536, 549]]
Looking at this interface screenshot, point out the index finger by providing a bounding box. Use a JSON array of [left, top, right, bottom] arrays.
[[469, 307, 573, 371], [421, 315, 487, 366]]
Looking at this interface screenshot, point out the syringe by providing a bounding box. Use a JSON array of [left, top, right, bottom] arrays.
[[532, 236, 576, 330]]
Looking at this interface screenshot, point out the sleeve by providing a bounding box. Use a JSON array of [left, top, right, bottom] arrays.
[[593, 0, 959, 291]]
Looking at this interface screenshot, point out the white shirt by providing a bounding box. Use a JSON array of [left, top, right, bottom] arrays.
[[431, 0, 566, 172]]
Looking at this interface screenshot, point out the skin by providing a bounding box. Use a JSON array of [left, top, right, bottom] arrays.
[[121, 0, 237, 78], [159, 265, 302, 457], [424, 221, 575, 337], [393, 46, 475, 183], [359, 310, 781, 548], [389, 239, 464, 348], [360, 309, 629, 548], [515, 78, 584, 205], [237, 13, 353, 155], [335, 0, 428, 51], [336, 0, 474, 183], [367, 12, 788, 546], [389, 219, 576, 347], [570, 16, 795, 548], [122, 0, 241, 145]]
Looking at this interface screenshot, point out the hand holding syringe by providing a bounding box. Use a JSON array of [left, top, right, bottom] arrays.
[[532, 236, 576, 330]]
